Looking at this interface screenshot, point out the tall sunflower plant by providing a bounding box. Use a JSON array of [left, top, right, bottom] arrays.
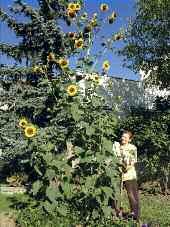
[[29, 3, 122, 223], [0, 0, 123, 224]]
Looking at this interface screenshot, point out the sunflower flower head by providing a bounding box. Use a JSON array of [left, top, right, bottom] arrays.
[[102, 60, 110, 71], [58, 58, 69, 69], [68, 32, 76, 39], [94, 75, 100, 83], [47, 53, 56, 62], [90, 19, 97, 27], [75, 3, 81, 11], [108, 12, 117, 24], [33, 65, 46, 74], [100, 3, 109, 12], [67, 84, 78, 96], [19, 118, 29, 129], [75, 38, 84, 49], [32, 66, 40, 73], [113, 33, 124, 41], [67, 9, 76, 18], [90, 73, 101, 85], [83, 25, 92, 33], [111, 11, 117, 19], [67, 3, 76, 11], [24, 125, 37, 138], [91, 74, 99, 82]]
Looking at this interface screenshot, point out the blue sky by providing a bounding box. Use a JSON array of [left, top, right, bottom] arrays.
[[0, 0, 140, 80]]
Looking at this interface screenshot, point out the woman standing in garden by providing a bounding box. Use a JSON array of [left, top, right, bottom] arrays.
[[112, 130, 140, 221]]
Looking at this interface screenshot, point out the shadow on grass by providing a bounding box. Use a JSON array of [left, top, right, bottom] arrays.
[[7, 196, 30, 210]]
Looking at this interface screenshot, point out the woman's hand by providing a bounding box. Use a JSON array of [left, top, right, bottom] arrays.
[[117, 162, 127, 173]]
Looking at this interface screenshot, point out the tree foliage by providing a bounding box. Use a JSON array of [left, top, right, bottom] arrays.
[[120, 0, 170, 89]]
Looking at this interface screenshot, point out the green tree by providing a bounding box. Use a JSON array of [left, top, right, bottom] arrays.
[[117, 98, 170, 194], [120, 0, 170, 89]]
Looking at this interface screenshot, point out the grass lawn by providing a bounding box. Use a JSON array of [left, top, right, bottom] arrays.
[[0, 192, 28, 210], [0, 192, 170, 226], [0, 192, 13, 213], [140, 194, 170, 226], [121, 190, 170, 227]]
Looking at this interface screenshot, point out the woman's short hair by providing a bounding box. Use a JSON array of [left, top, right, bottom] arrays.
[[122, 130, 134, 139]]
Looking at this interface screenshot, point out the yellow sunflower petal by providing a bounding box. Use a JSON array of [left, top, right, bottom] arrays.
[[32, 65, 45, 74], [111, 11, 117, 18], [75, 38, 84, 49], [68, 3, 76, 11], [90, 73, 101, 84], [67, 85, 78, 96], [67, 9, 76, 18], [32, 66, 39, 73], [113, 33, 124, 41], [47, 53, 56, 62], [102, 60, 110, 71], [94, 75, 99, 82], [108, 12, 117, 24], [19, 118, 29, 129], [90, 19, 97, 27], [75, 3, 81, 11], [58, 58, 69, 69], [24, 125, 37, 138]]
